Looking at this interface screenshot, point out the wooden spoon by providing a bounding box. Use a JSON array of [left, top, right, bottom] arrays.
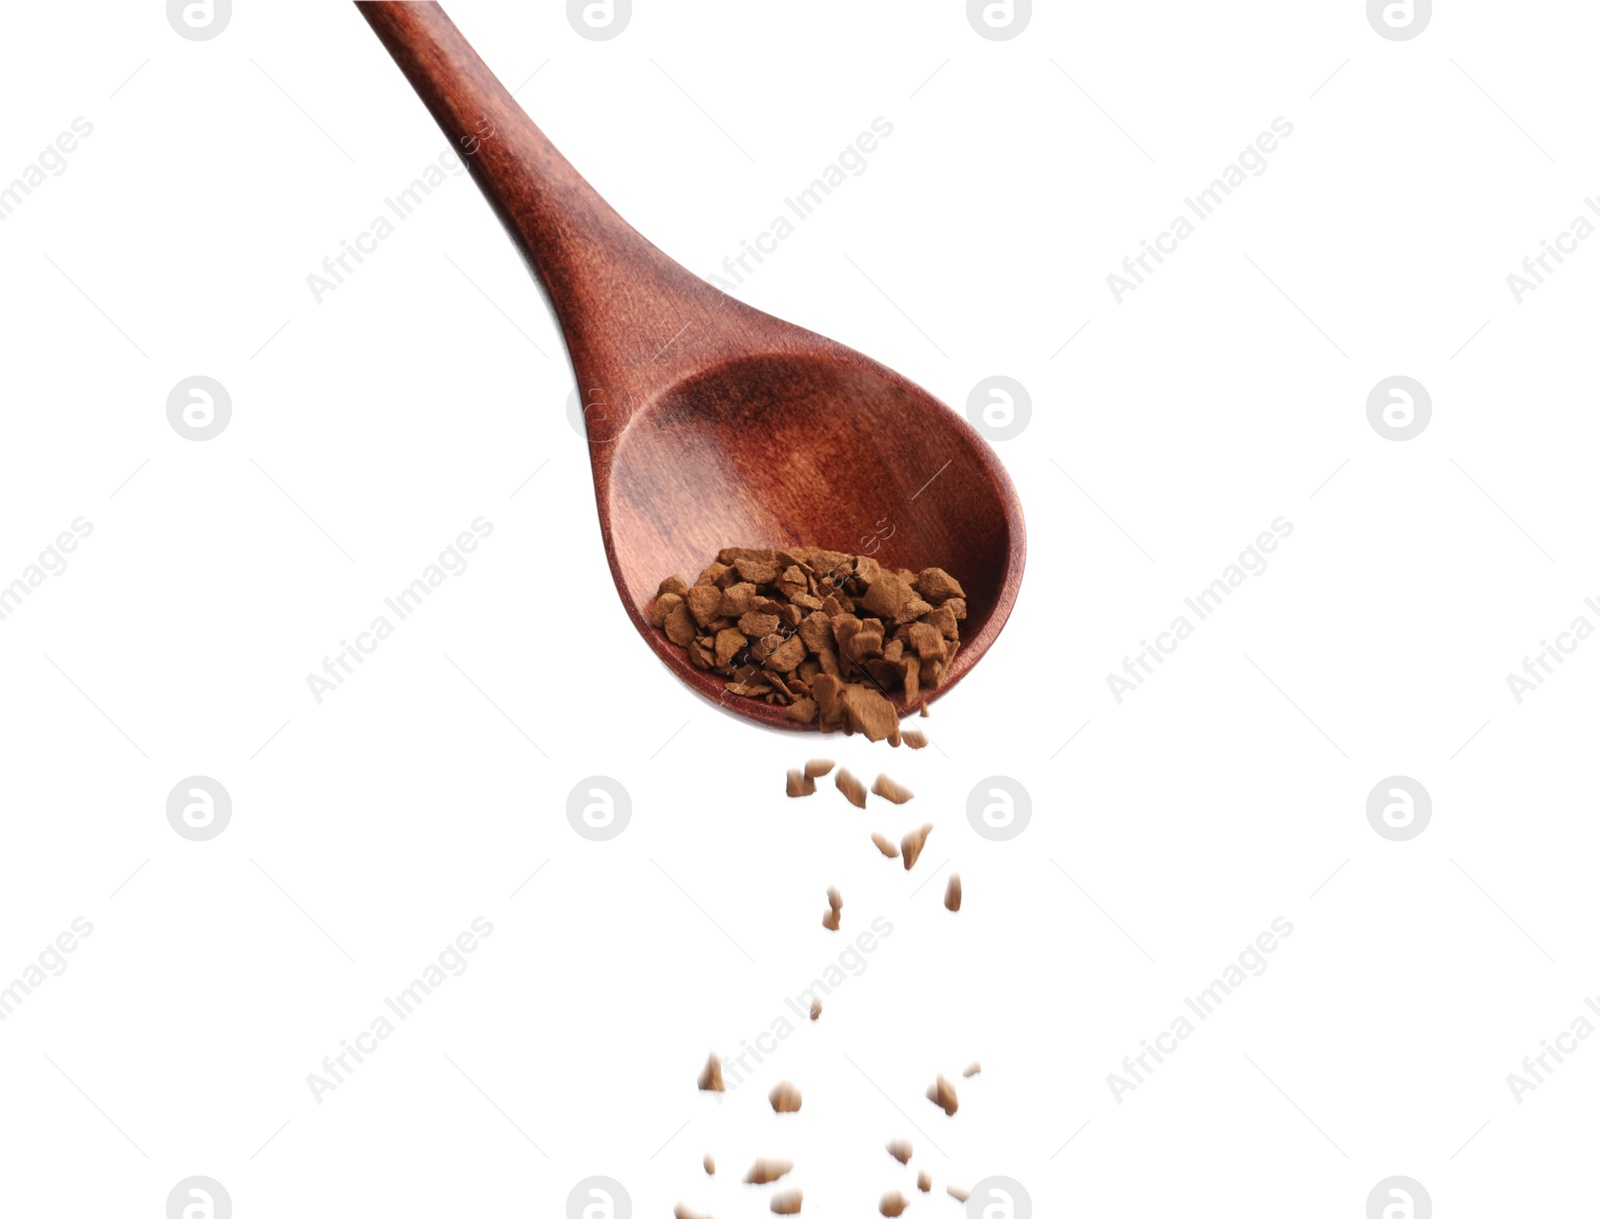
[[356, 2, 1025, 731]]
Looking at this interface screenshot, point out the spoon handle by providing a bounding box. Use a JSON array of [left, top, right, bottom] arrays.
[[355, 2, 718, 389]]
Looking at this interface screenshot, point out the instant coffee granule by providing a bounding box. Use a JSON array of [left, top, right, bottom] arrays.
[[901, 823, 932, 870], [745, 1159, 794, 1184], [872, 774, 914, 805], [697, 1053, 724, 1092], [926, 1074, 959, 1116], [769, 1081, 803, 1113], [770, 1188, 803, 1214], [879, 1192, 909, 1217], [822, 885, 843, 931], [871, 832, 900, 858], [917, 1171, 932, 1192], [945, 873, 962, 912], [885, 1140, 912, 1165], [809, 996, 822, 1020], [703, 1154, 715, 1175], [674, 1206, 710, 1219], [963, 1061, 981, 1077], [948, 1185, 971, 1202], [648, 547, 967, 740], [835, 768, 868, 809]]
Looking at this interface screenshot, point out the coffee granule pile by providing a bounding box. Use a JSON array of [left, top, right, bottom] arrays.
[[648, 547, 967, 741]]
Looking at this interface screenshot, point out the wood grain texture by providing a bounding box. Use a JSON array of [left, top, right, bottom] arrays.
[[356, 1, 1026, 731]]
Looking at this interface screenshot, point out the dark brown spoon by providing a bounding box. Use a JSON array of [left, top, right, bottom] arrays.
[[356, 1, 1025, 731]]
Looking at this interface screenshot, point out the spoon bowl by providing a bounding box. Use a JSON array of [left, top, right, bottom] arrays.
[[358, 2, 1025, 730], [607, 349, 1023, 727]]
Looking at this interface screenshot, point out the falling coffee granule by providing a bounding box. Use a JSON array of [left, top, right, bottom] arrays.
[[901, 823, 933, 870], [926, 1074, 959, 1116], [809, 996, 822, 1021], [804, 758, 834, 778], [948, 1185, 971, 1202], [770, 1189, 803, 1214], [871, 774, 914, 805], [880, 1192, 909, 1217], [704, 1154, 715, 1175], [698, 1053, 724, 1092], [745, 1159, 793, 1184], [769, 1081, 802, 1113], [963, 1061, 981, 1078], [674, 1206, 710, 1219], [871, 832, 900, 858], [886, 1139, 913, 1165], [821, 887, 843, 929], [945, 873, 962, 912], [917, 1171, 932, 1192], [902, 729, 928, 749], [785, 769, 813, 798], [648, 548, 967, 737], [835, 768, 867, 809]]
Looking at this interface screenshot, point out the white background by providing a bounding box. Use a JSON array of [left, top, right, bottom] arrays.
[[2, 0, 1597, 1214]]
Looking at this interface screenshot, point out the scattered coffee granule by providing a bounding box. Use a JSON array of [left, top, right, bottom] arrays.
[[871, 774, 914, 805], [704, 1154, 715, 1175], [698, 1052, 724, 1092], [902, 729, 927, 749], [945, 873, 962, 912], [871, 832, 900, 858], [948, 1185, 970, 1202], [880, 1192, 909, 1217], [885, 1139, 912, 1164], [804, 758, 834, 778], [835, 768, 867, 809], [770, 1189, 803, 1214], [745, 1159, 793, 1184], [821, 887, 843, 930], [926, 1074, 959, 1116], [785, 769, 812, 798], [674, 1206, 710, 1219], [769, 1081, 802, 1113], [963, 1061, 981, 1078], [901, 823, 933, 870], [809, 996, 822, 1021], [917, 1171, 931, 1192], [648, 549, 967, 735]]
